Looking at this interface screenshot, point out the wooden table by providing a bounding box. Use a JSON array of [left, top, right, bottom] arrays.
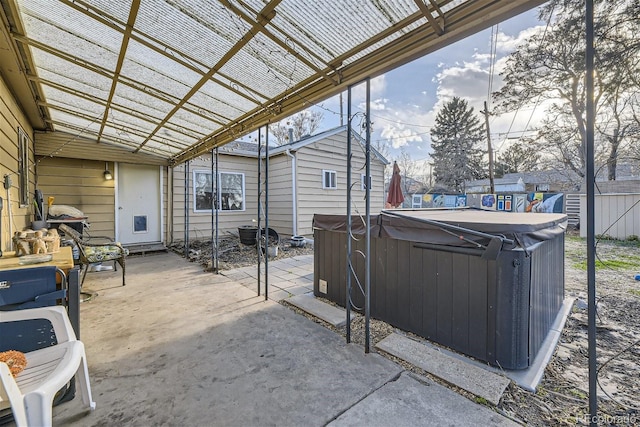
[[0, 246, 74, 273]]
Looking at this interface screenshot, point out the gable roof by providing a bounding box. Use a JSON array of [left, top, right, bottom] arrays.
[[217, 125, 389, 165], [271, 125, 389, 165]]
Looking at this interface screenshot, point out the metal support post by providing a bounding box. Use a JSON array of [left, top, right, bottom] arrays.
[[585, 0, 598, 424], [346, 86, 353, 343], [257, 131, 262, 296], [184, 160, 190, 257], [265, 126, 270, 301], [364, 77, 371, 353]]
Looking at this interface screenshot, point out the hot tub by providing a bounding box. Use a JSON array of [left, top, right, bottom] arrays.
[[313, 209, 567, 370]]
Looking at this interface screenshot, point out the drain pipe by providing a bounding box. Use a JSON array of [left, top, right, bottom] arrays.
[[285, 149, 297, 236], [286, 128, 297, 236]]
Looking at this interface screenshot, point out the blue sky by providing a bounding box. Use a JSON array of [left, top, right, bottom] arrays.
[[246, 6, 547, 172]]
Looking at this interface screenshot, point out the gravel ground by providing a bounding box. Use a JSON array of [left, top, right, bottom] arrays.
[[499, 233, 640, 426], [172, 231, 640, 426]]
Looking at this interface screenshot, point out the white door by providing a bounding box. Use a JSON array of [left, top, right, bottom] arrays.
[[117, 163, 161, 245]]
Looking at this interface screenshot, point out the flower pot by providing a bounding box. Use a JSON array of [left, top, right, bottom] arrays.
[[290, 235, 306, 248], [266, 246, 278, 258], [238, 226, 258, 246], [257, 228, 280, 248]]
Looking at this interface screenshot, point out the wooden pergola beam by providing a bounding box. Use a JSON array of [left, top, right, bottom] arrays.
[[29, 76, 207, 140], [133, 0, 283, 153], [172, 0, 547, 165], [413, 0, 445, 35], [97, 0, 141, 143], [58, 0, 270, 105]]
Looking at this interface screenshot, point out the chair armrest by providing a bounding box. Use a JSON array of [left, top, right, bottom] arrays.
[[0, 306, 77, 343], [85, 236, 117, 243], [0, 362, 28, 426], [82, 240, 123, 248]]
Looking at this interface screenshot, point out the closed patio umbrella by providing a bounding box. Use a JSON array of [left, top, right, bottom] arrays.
[[386, 161, 405, 208]]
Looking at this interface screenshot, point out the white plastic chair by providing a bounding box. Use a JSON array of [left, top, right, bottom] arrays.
[[0, 306, 96, 426]]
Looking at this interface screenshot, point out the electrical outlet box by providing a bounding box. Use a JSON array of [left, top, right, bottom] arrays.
[[319, 279, 328, 294]]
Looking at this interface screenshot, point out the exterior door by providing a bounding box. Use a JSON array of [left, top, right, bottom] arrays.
[[117, 163, 161, 245]]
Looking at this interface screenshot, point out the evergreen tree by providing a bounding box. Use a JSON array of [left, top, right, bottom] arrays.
[[430, 97, 486, 193]]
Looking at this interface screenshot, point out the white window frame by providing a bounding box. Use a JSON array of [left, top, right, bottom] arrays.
[[360, 174, 372, 191], [193, 170, 246, 212], [322, 170, 337, 189], [17, 127, 30, 207], [219, 171, 245, 211]]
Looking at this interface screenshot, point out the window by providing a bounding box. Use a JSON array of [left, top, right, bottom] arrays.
[[322, 170, 337, 189], [360, 174, 372, 191], [220, 172, 244, 211], [193, 170, 245, 212], [194, 171, 214, 212], [18, 128, 30, 207]]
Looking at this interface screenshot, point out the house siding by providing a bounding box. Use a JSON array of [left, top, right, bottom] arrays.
[[1, 74, 35, 251], [266, 154, 294, 236], [36, 157, 116, 237], [169, 128, 387, 242], [294, 131, 386, 235], [171, 154, 259, 242]]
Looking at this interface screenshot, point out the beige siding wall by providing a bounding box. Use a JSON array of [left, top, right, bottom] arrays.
[[172, 154, 259, 242], [170, 131, 386, 242], [0, 74, 35, 252], [579, 193, 640, 239], [36, 157, 115, 237], [295, 132, 386, 236], [267, 154, 294, 236]]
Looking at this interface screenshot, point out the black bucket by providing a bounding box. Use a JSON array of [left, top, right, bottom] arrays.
[[238, 226, 258, 245], [257, 228, 280, 248]]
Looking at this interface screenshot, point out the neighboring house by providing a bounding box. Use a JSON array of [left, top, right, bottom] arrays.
[[465, 171, 581, 194], [171, 125, 389, 241]]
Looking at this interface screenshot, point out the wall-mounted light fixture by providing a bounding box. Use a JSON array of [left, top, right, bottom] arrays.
[[103, 162, 113, 180]]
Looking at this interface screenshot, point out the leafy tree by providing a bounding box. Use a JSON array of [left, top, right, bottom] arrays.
[[430, 97, 486, 193], [493, 0, 640, 183], [396, 147, 422, 195], [495, 142, 540, 176], [271, 110, 324, 145]]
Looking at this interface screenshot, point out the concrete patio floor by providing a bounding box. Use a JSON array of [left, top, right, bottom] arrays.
[[50, 251, 517, 426]]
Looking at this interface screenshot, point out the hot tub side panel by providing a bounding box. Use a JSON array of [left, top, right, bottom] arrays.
[[528, 234, 565, 362], [313, 228, 556, 369]]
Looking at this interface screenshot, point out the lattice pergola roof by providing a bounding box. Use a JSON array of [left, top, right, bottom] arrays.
[[0, 0, 545, 165]]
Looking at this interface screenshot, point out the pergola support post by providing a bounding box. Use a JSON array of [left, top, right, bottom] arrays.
[[585, 0, 597, 424]]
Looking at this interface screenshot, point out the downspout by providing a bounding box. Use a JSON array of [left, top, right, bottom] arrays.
[[285, 148, 297, 236]]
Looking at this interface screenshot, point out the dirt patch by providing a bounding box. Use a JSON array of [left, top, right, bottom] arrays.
[[173, 231, 640, 425], [500, 233, 640, 426], [169, 235, 313, 272]]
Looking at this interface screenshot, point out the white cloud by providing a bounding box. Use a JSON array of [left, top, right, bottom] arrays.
[[496, 25, 544, 53], [369, 98, 388, 111], [380, 124, 423, 149], [351, 74, 387, 104], [434, 60, 490, 111]]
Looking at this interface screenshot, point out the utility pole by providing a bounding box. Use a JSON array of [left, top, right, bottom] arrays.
[[483, 101, 495, 194]]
